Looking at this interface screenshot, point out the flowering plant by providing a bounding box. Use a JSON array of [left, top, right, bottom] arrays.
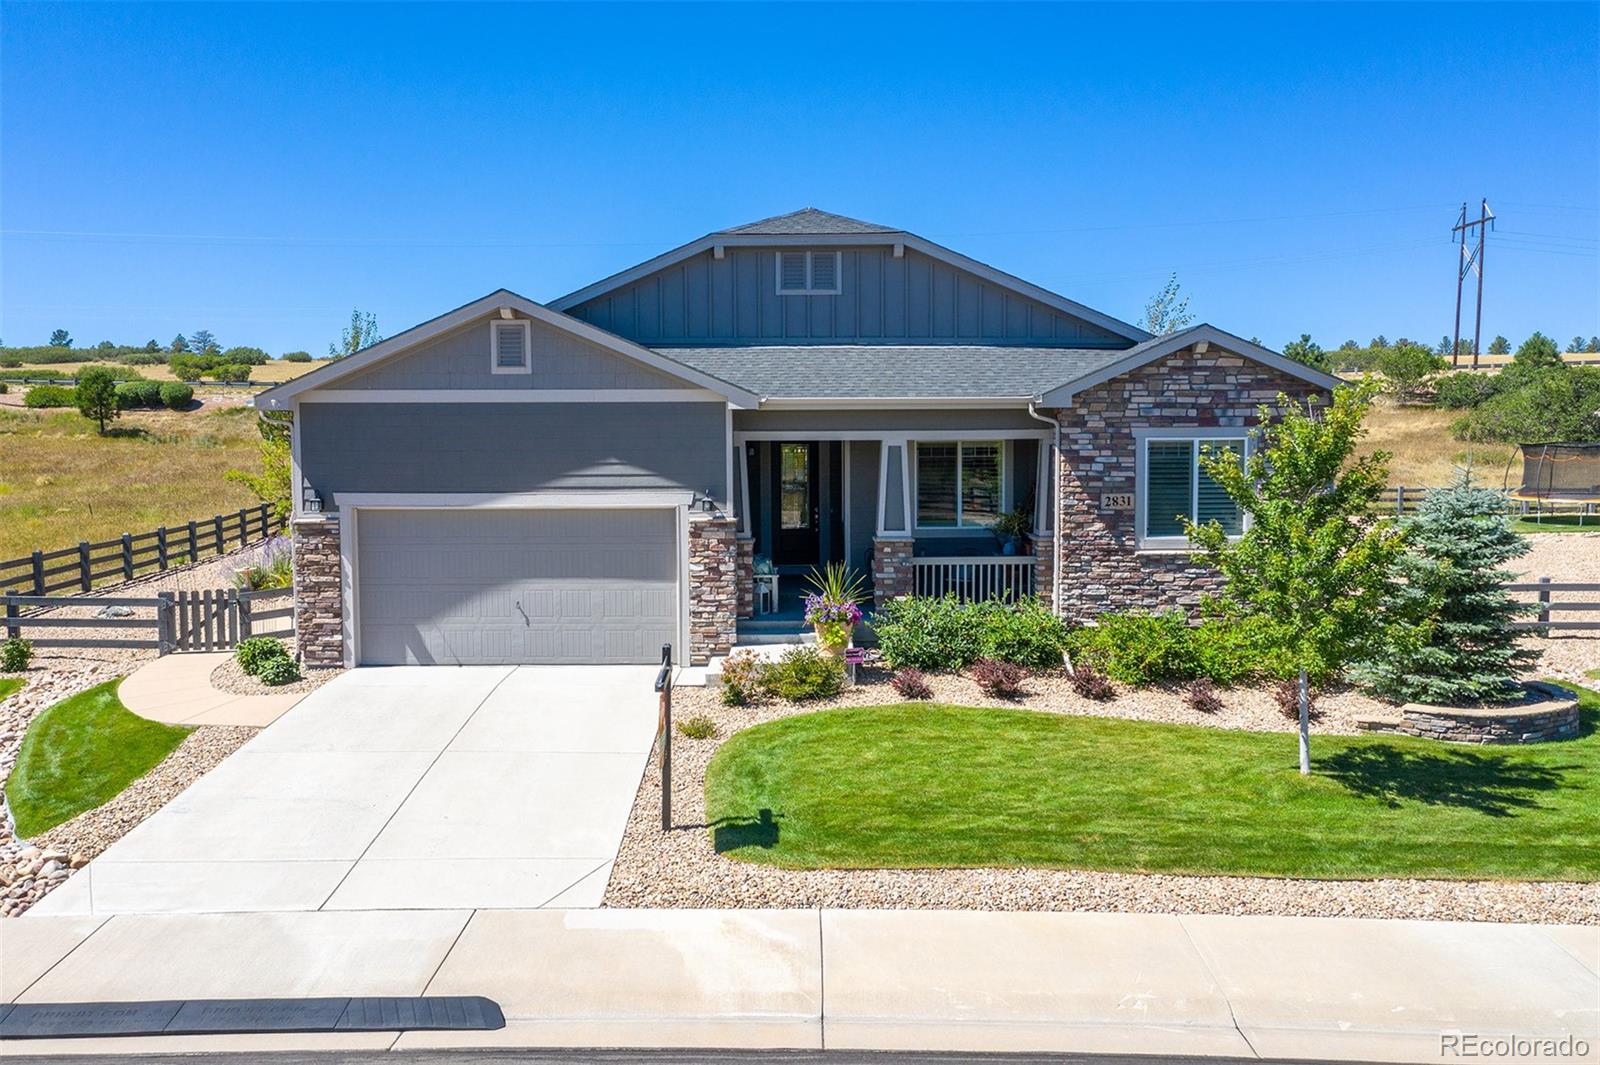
[[803, 595, 863, 628], [802, 562, 869, 653]]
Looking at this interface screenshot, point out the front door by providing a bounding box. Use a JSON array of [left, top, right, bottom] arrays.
[[771, 441, 819, 566]]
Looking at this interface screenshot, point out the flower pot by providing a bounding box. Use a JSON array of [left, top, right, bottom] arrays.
[[813, 621, 854, 657]]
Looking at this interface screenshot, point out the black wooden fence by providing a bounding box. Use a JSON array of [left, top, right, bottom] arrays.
[[1508, 579, 1600, 633], [2, 587, 292, 653], [1377, 485, 1595, 518], [0, 504, 284, 596]]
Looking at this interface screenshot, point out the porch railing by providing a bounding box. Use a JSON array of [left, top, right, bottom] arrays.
[[910, 556, 1034, 602]]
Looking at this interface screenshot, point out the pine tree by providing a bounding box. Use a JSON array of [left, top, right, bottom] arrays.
[[1356, 474, 1536, 706]]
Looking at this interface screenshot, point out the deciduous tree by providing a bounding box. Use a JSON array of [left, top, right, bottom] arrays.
[[1140, 275, 1192, 336], [329, 308, 381, 358]]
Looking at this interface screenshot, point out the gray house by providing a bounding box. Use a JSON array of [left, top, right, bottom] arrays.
[[259, 208, 1340, 668]]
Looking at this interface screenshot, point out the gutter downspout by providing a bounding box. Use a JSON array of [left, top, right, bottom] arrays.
[[1027, 398, 1063, 616]]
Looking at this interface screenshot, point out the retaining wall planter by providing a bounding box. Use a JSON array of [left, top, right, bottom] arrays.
[[1356, 682, 1580, 744]]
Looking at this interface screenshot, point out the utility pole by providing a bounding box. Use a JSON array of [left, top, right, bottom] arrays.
[[1451, 198, 1494, 369]]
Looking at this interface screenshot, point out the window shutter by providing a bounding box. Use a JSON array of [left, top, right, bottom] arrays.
[[494, 321, 526, 368], [778, 251, 808, 292], [809, 251, 838, 291], [1145, 441, 1193, 539], [1196, 439, 1245, 534]]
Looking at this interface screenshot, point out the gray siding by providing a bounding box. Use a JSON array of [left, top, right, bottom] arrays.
[[337, 317, 687, 391], [300, 402, 727, 502], [847, 440, 879, 569], [733, 408, 1045, 434], [568, 246, 1124, 348]]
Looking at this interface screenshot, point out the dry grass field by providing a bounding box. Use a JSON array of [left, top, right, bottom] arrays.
[[0, 404, 265, 561], [1358, 399, 1516, 489], [3, 358, 333, 383]]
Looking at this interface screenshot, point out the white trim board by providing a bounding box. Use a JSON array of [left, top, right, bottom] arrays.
[[298, 389, 725, 404], [255, 289, 760, 410], [331, 491, 697, 510], [735, 429, 1050, 442]]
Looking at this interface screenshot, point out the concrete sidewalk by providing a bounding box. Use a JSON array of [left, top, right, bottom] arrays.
[[118, 651, 301, 728], [2, 909, 1594, 1061]]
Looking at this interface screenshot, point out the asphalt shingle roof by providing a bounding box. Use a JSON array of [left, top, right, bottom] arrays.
[[720, 208, 901, 236], [658, 345, 1132, 399]]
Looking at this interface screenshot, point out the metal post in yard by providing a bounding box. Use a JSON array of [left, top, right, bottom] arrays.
[[78, 542, 91, 592], [30, 551, 44, 596], [655, 643, 673, 831], [121, 533, 134, 581], [156, 592, 175, 656], [1538, 576, 1551, 629]]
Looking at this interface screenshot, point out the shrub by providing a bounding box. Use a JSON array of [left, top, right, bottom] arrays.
[[676, 714, 719, 740], [763, 645, 844, 701], [1185, 678, 1223, 714], [281, 350, 313, 363], [115, 380, 163, 409], [873, 595, 985, 671], [890, 667, 933, 700], [234, 636, 290, 677], [1, 637, 33, 672], [1271, 679, 1320, 721], [118, 351, 165, 366], [159, 381, 194, 410], [1190, 613, 1292, 685], [75, 366, 120, 432], [256, 655, 301, 686], [969, 657, 1026, 697], [221, 346, 270, 366], [1070, 664, 1114, 701], [232, 536, 292, 590], [719, 648, 769, 706], [0, 382, 7, 394], [208, 363, 252, 382], [24, 384, 75, 408], [1434, 371, 1495, 409], [1065, 611, 1195, 685], [978, 596, 1069, 668]]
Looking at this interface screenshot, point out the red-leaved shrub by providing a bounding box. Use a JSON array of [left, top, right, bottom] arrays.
[[891, 667, 933, 700], [969, 657, 1026, 697], [1070, 664, 1114, 701], [1185, 678, 1223, 714], [1273, 678, 1320, 720]]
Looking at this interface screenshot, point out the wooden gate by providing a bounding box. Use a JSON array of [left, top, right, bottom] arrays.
[[171, 588, 293, 650]]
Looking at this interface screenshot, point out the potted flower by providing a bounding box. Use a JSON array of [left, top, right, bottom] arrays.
[[802, 562, 868, 657], [990, 504, 1033, 556]]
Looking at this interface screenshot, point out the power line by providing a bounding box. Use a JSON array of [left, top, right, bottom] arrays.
[[1451, 199, 1494, 369]]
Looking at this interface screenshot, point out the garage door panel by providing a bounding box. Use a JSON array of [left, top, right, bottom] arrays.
[[356, 508, 678, 666]]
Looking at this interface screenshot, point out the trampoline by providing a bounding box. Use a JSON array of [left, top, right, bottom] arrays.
[[1505, 442, 1600, 525]]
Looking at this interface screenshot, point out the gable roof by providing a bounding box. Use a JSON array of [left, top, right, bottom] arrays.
[[253, 289, 761, 410], [721, 208, 900, 235], [548, 208, 1152, 344], [1036, 324, 1343, 406]]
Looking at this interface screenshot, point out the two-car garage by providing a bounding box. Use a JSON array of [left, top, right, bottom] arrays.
[[352, 507, 682, 666]]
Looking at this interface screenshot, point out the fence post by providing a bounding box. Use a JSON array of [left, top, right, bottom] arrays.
[[1538, 576, 1552, 629], [188, 520, 198, 565], [213, 514, 224, 556], [239, 591, 253, 640], [4, 596, 17, 641], [78, 541, 91, 593], [121, 533, 134, 581], [31, 550, 44, 596], [238, 508, 248, 548], [157, 526, 169, 571], [156, 592, 175, 655], [1395, 485, 1405, 516]]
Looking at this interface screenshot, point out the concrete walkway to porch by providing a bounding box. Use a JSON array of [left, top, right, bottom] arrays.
[[118, 651, 303, 728], [2, 909, 1594, 1060]]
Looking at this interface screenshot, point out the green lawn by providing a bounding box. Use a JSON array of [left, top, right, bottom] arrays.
[[1511, 513, 1599, 534], [5, 680, 189, 837], [705, 687, 1599, 881], [0, 677, 22, 704]]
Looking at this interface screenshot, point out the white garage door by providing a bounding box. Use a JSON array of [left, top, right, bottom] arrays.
[[355, 508, 679, 666]]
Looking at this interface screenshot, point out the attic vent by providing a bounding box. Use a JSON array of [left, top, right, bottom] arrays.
[[775, 251, 842, 295], [490, 319, 532, 374]]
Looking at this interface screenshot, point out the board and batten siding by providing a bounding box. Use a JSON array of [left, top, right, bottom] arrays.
[[567, 245, 1126, 347], [298, 402, 728, 502], [335, 317, 688, 391]]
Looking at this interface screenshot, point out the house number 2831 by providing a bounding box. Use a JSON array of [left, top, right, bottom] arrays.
[[1100, 492, 1134, 510]]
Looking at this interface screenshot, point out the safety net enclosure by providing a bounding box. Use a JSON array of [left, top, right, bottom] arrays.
[[1508, 442, 1600, 504]]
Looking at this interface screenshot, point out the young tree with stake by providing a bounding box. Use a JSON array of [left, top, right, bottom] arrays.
[[1186, 382, 1406, 774]]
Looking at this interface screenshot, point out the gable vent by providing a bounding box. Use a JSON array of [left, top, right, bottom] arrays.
[[490, 319, 531, 374], [775, 250, 841, 295], [809, 251, 837, 291], [778, 251, 808, 292]]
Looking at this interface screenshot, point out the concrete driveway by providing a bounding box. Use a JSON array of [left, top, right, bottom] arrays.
[[28, 665, 660, 915]]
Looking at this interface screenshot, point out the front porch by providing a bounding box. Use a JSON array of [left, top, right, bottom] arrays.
[[730, 421, 1057, 624]]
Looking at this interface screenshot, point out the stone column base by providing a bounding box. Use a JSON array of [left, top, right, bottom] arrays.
[[688, 518, 738, 665], [1032, 532, 1056, 611], [872, 537, 915, 610], [291, 514, 344, 668], [735, 536, 754, 620]]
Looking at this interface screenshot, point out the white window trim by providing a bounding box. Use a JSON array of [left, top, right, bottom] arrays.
[[774, 250, 843, 296], [489, 319, 533, 375], [912, 439, 1007, 531], [1133, 427, 1251, 550]]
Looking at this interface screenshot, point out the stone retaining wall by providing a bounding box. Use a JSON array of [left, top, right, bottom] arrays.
[[291, 515, 344, 667], [1357, 684, 1581, 744]]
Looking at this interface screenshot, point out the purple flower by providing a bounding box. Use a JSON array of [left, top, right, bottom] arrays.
[[804, 594, 863, 627]]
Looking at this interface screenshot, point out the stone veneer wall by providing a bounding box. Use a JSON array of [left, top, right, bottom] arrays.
[[735, 536, 754, 620], [291, 514, 344, 667], [1045, 346, 1326, 619], [872, 537, 915, 610], [1358, 685, 1582, 744], [688, 518, 738, 664], [1032, 534, 1055, 609]]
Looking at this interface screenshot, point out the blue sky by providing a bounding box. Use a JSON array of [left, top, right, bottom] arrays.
[[3, 2, 1596, 356]]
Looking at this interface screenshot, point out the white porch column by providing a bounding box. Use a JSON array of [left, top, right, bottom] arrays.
[[874, 437, 915, 607]]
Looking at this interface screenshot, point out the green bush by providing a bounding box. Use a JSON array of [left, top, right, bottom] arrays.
[[234, 636, 290, 676], [763, 645, 844, 701], [1434, 372, 1496, 409], [115, 380, 163, 409], [719, 648, 768, 706], [159, 381, 194, 410], [256, 655, 301, 686], [873, 595, 990, 670], [1066, 609, 1290, 686], [977, 597, 1069, 668], [281, 350, 313, 363], [209, 362, 253, 382], [220, 346, 270, 366], [0, 382, 7, 394], [24, 384, 75, 408], [676, 714, 719, 740], [118, 351, 165, 366], [1, 637, 32, 672]]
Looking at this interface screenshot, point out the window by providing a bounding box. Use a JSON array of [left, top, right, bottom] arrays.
[[490, 319, 531, 374], [775, 251, 842, 295], [1139, 434, 1247, 546], [916, 441, 1004, 528]]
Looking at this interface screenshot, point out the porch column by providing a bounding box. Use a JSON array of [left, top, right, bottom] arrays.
[[291, 513, 343, 667], [873, 437, 915, 609], [1032, 433, 1056, 610]]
